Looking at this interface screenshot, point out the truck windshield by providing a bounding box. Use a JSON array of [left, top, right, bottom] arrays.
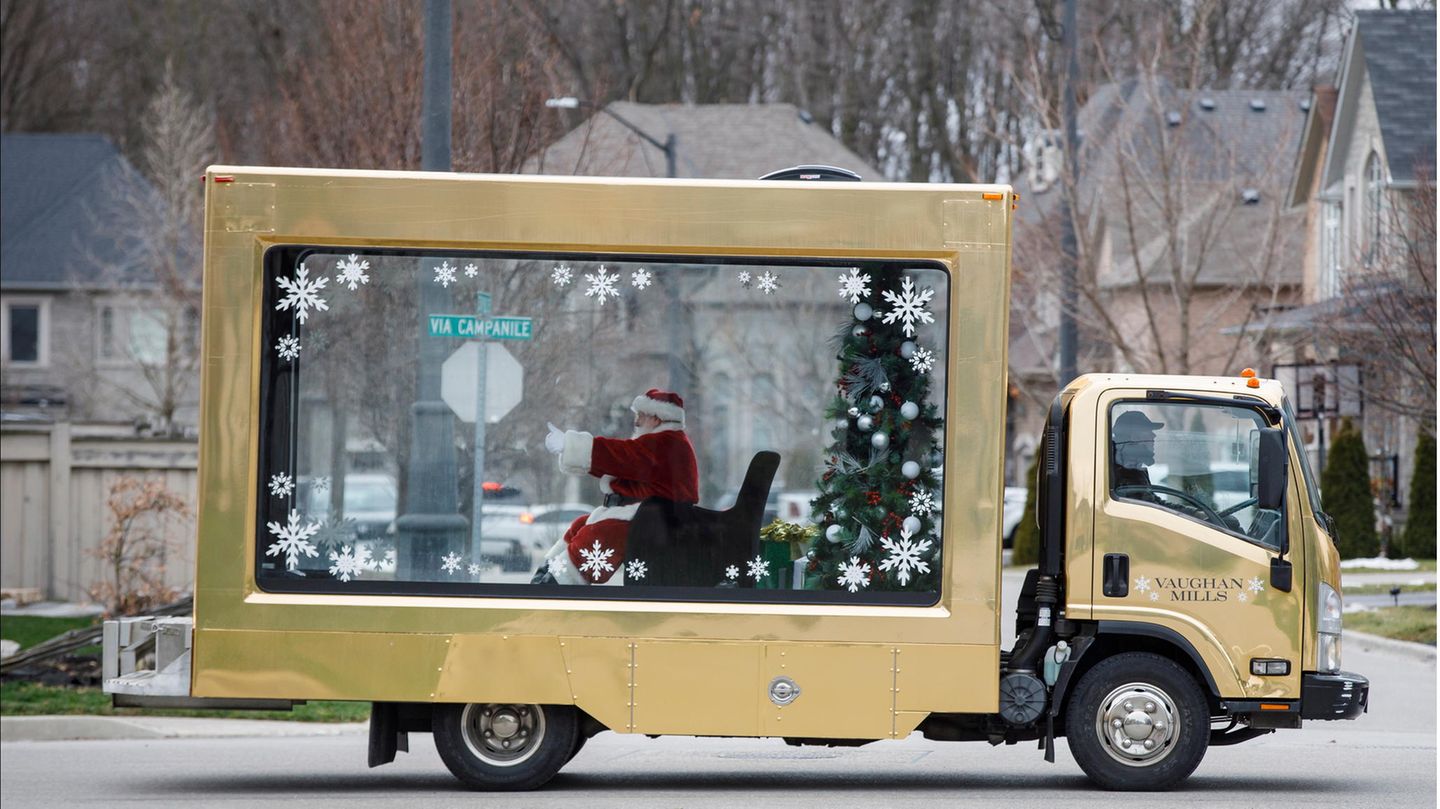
[[1282, 398, 1323, 513]]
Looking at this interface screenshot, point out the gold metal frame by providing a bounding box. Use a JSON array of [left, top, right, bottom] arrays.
[[194, 168, 1014, 738]]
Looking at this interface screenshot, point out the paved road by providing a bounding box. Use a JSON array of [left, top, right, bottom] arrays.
[[1, 636, 1432, 809], [3, 571, 1432, 808]]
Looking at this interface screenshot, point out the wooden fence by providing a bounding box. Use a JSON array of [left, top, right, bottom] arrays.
[[1, 423, 198, 603]]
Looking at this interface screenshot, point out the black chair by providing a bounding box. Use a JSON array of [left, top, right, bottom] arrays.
[[624, 451, 781, 588]]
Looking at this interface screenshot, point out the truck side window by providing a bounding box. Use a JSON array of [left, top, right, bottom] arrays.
[[1109, 403, 1281, 548], [253, 248, 952, 605]]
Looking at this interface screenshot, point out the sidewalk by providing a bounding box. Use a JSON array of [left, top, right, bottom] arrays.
[[0, 715, 366, 743]]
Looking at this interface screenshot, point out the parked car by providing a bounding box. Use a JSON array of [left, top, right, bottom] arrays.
[[305, 473, 398, 542], [481, 502, 592, 569], [1002, 486, 1027, 548]]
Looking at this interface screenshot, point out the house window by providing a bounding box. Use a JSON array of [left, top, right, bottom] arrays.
[[97, 304, 178, 365], [1363, 151, 1385, 266], [2, 297, 49, 367], [1321, 201, 1341, 298]]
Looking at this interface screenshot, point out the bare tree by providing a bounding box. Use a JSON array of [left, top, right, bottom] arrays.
[[66, 66, 213, 434], [1315, 173, 1437, 422]]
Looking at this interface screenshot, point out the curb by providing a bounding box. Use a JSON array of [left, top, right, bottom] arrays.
[[1343, 629, 1437, 663], [0, 715, 367, 743]]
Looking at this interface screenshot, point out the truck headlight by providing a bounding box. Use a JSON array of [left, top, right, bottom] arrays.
[[1317, 582, 1342, 673]]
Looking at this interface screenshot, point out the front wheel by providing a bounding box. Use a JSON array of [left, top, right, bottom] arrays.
[[1065, 652, 1209, 791], [432, 702, 578, 791]]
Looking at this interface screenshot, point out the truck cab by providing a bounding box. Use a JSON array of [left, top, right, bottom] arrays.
[[996, 372, 1366, 788]]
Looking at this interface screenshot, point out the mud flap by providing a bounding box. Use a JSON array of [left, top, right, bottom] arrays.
[[369, 702, 406, 767]]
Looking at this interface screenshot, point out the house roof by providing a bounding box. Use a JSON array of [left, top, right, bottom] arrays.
[[1354, 9, 1437, 183], [1017, 81, 1308, 289], [1, 133, 157, 290], [528, 102, 879, 181]]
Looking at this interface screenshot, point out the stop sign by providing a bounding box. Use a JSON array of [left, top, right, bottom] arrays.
[[441, 342, 523, 423]]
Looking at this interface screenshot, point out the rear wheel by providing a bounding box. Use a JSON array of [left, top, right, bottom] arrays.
[[1065, 652, 1209, 791], [432, 702, 577, 791]]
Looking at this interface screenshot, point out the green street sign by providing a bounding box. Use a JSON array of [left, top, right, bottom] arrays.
[[427, 314, 533, 340]]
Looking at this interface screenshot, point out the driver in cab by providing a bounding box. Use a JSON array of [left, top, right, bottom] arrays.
[[1111, 410, 1240, 532]]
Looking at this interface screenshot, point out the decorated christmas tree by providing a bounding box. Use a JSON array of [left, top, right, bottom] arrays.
[[805, 267, 944, 592]]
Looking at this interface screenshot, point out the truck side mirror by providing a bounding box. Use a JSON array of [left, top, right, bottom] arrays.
[[1257, 427, 1286, 512]]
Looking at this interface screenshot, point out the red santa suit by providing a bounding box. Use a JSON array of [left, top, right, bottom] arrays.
[[546, 391, 699, 585]]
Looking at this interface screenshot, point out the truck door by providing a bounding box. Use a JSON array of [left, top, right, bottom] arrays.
[[1089, 392, 1305, 700]]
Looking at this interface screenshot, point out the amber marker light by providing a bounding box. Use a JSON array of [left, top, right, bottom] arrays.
[[1239, 368, 1257, 378], [982, 192, 1004, 200], [1247, 377, 1261, 388]]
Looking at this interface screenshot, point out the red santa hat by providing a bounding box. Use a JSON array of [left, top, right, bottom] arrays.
[[631, 389, 685, 426]]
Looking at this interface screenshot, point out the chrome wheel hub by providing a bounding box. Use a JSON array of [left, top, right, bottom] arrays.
[[461, 703, 546, 767], [1094, 683, 1178, 767]]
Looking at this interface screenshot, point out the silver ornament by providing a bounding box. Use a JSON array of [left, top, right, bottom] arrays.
[[900, 401, 920, 420], [902, 461, 921, 479], [900, 340, 916, 358], [857, 415, 874, 431], [879, 381, 891, 392], [848, 406, 860, 417], [851, 324, 868, 337], [834, 418, 849, 431], [868, 395, 884, 411], [902, 515, 922, 536], [871, 431, 890, 450], [825, 524, 844, 543], [853, 302, 873, 321]]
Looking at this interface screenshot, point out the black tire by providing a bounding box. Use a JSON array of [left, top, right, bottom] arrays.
[[1065, 652, 1209, 791], [432, 703, 578, 791], [566, 730, 588, 763]]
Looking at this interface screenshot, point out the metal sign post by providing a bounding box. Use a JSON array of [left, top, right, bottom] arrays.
[[429, 292, 533, 572]]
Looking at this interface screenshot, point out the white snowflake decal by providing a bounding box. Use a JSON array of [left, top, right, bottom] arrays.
[[546, 555, 571, 579], [551, 264, 574, 287], [310, 516, 356, 553], [755, 271, 780, 295], [877, 535, 933, 587], [837, 556, 872, 593], [746, 555, 770, 580], [275, 335, 302, 361], [1149, 591, 1160, 602], [276, 264, 330, 324], [838, 268, 872, 304], [737, 270, 752, 288], [268, 472, 294, 498], [909, 488, 935, 516], [334, 254, 370, 291], [433, 260, 458, 288], [630, 268, 652, 290], [1247, 576, 1265, 594], [463, 263, 478, 278], [440, 551, 463, 576], [578, 540, 616, 580], [724, 564, 740, 580], [583, 266, 620, 306], [626, 559, 648, 580], [467, 563, 482, 576], [327, 544, 368, 583], [265, 509, 320, 571], [909, 346, 935, 374], [1134, 576, 1152, 593], [367, 547, 397, 572], [879, 277, 935, 337], [1237, 591, 1249, 603], [312, 476, 330, 493]]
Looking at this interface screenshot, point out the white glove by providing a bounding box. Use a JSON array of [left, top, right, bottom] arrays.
[[544, 422, 565, 455]]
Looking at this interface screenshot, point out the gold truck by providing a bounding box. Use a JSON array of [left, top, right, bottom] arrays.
[[104, 166, 1367, 791]]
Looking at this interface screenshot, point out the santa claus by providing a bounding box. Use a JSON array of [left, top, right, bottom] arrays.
[[540, 389, 699, 585]]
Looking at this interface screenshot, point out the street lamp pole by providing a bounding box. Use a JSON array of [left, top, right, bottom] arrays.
[[545, 97, 677, 178]]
